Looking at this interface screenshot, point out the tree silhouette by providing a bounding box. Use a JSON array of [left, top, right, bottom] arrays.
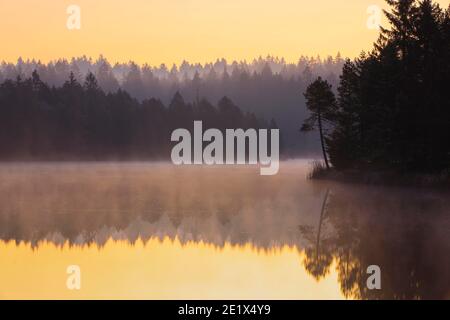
[[0, 55, 345, 156], [0, 72, 275, 160], [301, 77, 337, 169], [323, 0, 450, 173]]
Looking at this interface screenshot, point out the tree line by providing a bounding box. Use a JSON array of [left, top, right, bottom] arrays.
[[1, 55, 345, 155], [0, 55, 344, 90], [303, 0, 450, 173], [0, 71, 276, 160]]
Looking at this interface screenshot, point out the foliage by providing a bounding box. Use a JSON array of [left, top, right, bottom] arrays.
[[304, 0, 450, 173], [0, 72, 273, 160]]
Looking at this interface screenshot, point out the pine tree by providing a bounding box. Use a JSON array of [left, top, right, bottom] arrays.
[[302, 77, 337, 169]]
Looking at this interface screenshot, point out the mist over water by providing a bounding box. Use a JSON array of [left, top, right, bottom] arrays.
[[0, 161, 449, 299]]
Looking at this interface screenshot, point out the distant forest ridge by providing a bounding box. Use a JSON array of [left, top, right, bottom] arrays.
[[0, 55, 346, 155], [0, 54, 345, 89]]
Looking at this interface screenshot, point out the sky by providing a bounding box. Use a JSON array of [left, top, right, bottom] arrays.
[[1, 0, 449, 66]]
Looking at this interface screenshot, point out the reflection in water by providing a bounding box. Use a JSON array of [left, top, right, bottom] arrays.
[[300, 187, 450, 300], [300, 189, 334, 281], [0, 238, 345, 300], [0, 161, 449, 299]]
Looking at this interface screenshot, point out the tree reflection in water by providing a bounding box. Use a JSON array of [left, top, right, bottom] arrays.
[[299, 185, 450, 299], [0, 163, 448, 299]]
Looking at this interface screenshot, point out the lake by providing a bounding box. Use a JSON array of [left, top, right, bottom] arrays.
[[0, 161, 448, 299]]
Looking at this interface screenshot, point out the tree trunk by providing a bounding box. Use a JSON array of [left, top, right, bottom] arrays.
[[318, 111, 330, 169], [315, 189, 330, 259]]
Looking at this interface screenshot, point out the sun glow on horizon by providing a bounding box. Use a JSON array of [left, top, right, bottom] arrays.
[[1, 0, 448, 66]]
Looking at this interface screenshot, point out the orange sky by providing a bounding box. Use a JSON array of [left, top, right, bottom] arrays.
[[1, 0, 449, 66]]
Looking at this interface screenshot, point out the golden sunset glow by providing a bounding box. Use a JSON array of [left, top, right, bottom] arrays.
[[1, 0, 448, 65], [0, 238, 345, 300], [1, 0, 450, 302]]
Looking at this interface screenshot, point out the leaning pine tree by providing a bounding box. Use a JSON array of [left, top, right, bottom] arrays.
[[301, 77, 337, 169]]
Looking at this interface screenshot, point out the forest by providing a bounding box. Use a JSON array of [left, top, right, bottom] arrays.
[[1, 0, 448, 171], [0, 71, 275, 160], [303, 0, 450, 174], [0, 55, 344, 156]]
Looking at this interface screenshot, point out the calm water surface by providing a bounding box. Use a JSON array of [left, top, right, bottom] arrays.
[[0, 161, 449, 299]]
